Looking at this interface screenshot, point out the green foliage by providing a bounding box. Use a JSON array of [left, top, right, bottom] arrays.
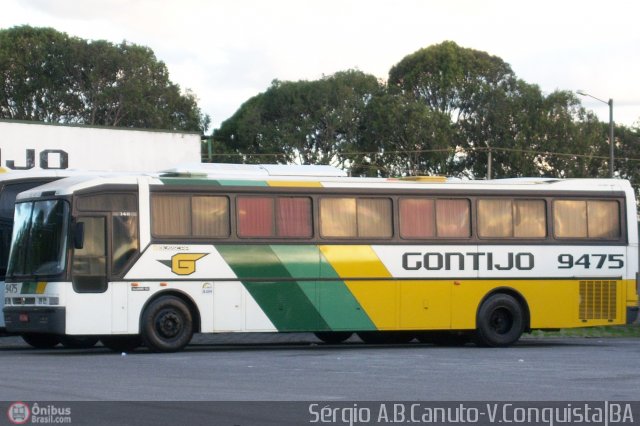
[[0, 25, 208, 132], [388, 40, 516, 119], [214, 70, 383, 167], [389, 41, 614, 179], [357, 93, 453, 177], [615, 124, 640, 194], [10, 26, 629, 181], [216, 40, 625, 182]]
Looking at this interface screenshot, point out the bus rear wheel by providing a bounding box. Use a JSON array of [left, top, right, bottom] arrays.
[[314, 331, 353, 344], [475, 294, 524, 347], [141, 296, 193, 353], [22, 333, 60, 349]]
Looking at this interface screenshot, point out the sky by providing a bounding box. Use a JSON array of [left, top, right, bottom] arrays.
[[1, 0, 639, 131]]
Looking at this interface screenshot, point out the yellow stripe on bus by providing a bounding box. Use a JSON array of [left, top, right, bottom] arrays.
[[36, 281, 47, 294], [450, 278, 631, 330], [319, 247, 633, 331], [319, 245, 397, 329]]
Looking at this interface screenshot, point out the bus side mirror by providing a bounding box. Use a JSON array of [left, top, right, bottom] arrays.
[[73, 222, 85, 249]]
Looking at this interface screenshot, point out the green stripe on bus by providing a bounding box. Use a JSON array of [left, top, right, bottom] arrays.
[[270, 245, 376, 332], [21, 282, 37, 294], [216, 245, 328, 332], [318, 253, 377, 332]]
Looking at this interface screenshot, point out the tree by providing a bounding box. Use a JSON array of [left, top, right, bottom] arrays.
[[0, 26, 208, 133], [615, 123, 640, 188], [357, 93, 453, 176], [0, 26, 81, 123], [388, 41, 610, 179], [389, 41, 516, 121], [213, 70, 382, 167]]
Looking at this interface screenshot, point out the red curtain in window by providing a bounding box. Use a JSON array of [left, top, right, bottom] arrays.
[[399, 198, 435, 238], [237, 197, 274, 237], [277, 198, 312, 237]]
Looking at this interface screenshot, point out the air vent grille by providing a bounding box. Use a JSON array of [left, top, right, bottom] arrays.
[[579, 280, 617, 321]]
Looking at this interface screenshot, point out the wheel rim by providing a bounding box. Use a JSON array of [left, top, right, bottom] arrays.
[[489, 307, 513, 335], [155, 309, 183, 339]]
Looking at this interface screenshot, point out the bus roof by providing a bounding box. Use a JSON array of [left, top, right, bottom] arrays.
[[161, 163, 348, 178], [14, 163, 633, 201]]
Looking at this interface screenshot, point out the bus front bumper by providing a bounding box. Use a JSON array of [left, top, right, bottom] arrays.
[[3, 307, 66, 334]]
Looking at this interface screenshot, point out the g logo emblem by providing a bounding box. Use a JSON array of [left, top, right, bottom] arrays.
[[171, 253, 207, 275]]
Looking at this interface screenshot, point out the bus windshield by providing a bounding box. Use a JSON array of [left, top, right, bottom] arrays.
[[7, 200, 69, 278]]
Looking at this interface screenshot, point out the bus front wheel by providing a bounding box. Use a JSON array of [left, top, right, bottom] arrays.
[[141, 296, 193, 353], [475, 293, 524, 347]]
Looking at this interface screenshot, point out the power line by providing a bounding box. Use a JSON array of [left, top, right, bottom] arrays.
[[203, 146, 640, 164]]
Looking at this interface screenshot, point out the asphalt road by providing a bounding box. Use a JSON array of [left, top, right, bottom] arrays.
[[1, 333, 639, 402]]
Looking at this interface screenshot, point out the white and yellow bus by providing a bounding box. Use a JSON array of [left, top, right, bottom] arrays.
[[3, 164, 639, 352]]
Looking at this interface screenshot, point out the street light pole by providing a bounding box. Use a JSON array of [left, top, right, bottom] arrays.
[[577, 90, 615, 178], [608, 98, 614, 178]]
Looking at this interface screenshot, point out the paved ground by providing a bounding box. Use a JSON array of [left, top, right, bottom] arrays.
[[1, 333, 639, 402]]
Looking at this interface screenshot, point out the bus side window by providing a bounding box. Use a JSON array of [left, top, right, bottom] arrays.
[[151, 194, 230, 238], [478, 199, 546, 239], [587, 200, 620, 239], [320, 197, 392, 239], [237, 197, 274, 237], [436, 199, 470, 238], [112, 214, 139, 276], [399, 198, 436, 239], [72, 217, 107, 293], [237, 196, 312, 238], [554, 199, 620, 239]]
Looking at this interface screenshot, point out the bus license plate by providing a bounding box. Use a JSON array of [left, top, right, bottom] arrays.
[[19, 313, 29, 322]]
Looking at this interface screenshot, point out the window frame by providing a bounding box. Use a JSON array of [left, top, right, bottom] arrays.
[[146, 187, 627, 245], [236, 195, 313, 239], [552, 198, 622, 241], [150, 193, 231, 239], [73, 191, 141, 281], [476, 198, 547, 240], [319, 196, 393, 240], [398, 197, 473, 240]]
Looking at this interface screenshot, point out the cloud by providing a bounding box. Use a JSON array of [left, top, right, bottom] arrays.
[[2, 0, 639, 127]]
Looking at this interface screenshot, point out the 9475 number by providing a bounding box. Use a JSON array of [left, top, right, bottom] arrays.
[[558, 254, 624, 269]]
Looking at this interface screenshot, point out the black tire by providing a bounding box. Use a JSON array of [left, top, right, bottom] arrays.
[[475, 293, 525, 347], [314, 331, 353, 344], [60, 335, 99, 349], [22, 333, 60, 349], [100, 335, 142, 352], [141, 296, 193, 353], [357, 331, 414, 344]]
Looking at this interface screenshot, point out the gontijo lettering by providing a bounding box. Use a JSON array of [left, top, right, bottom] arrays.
[[402, 251, 534, 271]]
